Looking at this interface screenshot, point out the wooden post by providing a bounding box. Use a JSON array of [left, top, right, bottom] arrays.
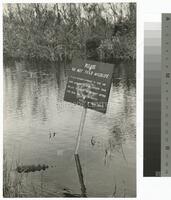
[[74, 105, 87, 155], [74, 154, 87, 197]]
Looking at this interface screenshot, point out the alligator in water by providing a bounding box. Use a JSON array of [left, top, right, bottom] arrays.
[[16, 164, 49, 173]]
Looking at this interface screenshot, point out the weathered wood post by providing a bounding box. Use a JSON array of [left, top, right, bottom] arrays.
[[74, 154, 87, 197], [74, 105, 87, 155]]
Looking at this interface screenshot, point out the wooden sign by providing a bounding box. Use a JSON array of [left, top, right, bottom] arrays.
[[64, 59, 114, 113]]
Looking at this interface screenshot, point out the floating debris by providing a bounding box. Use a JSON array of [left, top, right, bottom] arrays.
[[53, 132, 56, 137], [63, 192, 81, 197], [91, 136, 96, 146], [105, 149, 108, 157], [62, 188, 81, 197], [16, 164, 49, 173]]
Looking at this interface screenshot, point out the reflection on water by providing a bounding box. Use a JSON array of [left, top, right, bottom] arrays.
[[3, 58, 136, 197]]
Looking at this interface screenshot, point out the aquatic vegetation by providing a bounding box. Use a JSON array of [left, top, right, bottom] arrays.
[[105, 126, 127, 162], [3, 155, 49, 197], [3, 153, 25, 197]]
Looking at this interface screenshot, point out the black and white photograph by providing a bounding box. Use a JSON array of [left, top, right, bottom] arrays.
[[3, 3, 136, 197]]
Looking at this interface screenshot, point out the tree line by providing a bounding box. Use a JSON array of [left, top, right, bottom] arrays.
[[3, 3, 136, 63]]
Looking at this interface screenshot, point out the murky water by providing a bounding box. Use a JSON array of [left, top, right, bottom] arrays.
[[3, 58, 136, 197]]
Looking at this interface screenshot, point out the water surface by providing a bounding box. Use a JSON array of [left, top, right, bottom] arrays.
[[4, 59, 136, 197]]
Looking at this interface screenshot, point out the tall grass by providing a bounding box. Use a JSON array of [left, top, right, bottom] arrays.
[[3, 153, 25, 197], [3, 153, 54, 197]]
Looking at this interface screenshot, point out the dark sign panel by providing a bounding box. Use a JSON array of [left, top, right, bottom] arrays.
[[64, 59, 114, 113]]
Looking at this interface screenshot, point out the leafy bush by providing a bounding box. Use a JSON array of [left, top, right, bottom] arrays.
[[3, 3, 136, 62]]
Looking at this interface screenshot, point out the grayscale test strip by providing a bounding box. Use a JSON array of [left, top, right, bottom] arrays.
[[144, 22, 161, 177], [161, 13, 171, 176]]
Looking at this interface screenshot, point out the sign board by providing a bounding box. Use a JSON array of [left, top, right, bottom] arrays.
[[64, 59, 114, 113]]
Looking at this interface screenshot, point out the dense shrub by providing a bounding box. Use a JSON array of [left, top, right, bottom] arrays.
[[3, 3, 136, 62]]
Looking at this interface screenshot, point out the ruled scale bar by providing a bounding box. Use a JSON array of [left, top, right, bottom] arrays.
[[161, 13, 171, 176]]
